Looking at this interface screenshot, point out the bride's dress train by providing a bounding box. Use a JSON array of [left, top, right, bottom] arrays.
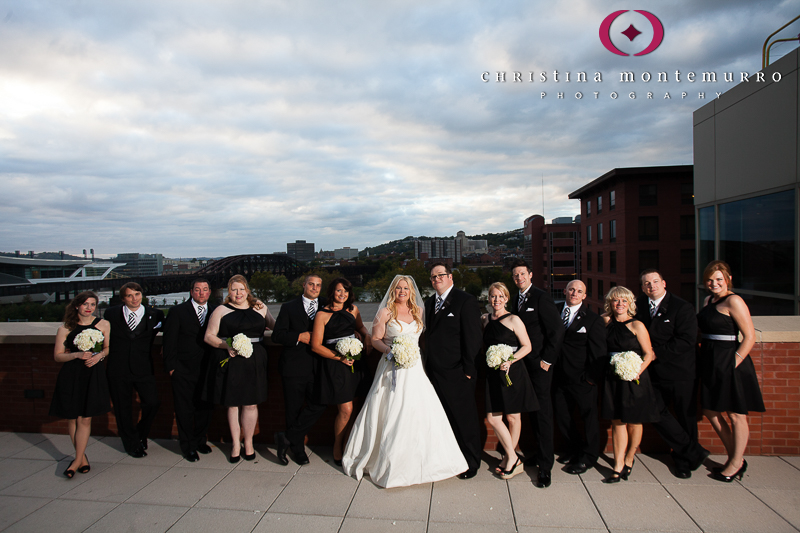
[[342, 320, 468, 488]]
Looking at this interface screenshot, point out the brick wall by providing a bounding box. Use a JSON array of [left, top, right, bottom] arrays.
[[1, 333, 797, 456]]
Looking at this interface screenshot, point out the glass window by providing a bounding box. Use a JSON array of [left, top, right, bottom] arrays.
[[586, 200, 591, 217], [597, 196, 603, 214], [610, 190, 616, 210], [597, 252, 604, 272], [610, 220, 617, 243], [598, 280, 604, 299], [640, 184, 657, 206], [587, 278, 592, 297], [552, 246, 575, 253], [680, 215, 695, 240], [680, 249, 695, 274], [586, 226, 592, 244], [681, 182, 694, 205], [586, 252, 592, 271], [597, 223, 603, 244], [735, 292, 795, 316], [680, 283, 696, 304], [638, 216, 659, 241], [610, 251, 617, 274], [639, 250, 659, 272], [553, 260, 574, 268], [719, 190, 795, 294], [698, 206, 715, 273], [551, 232, 575, 239]]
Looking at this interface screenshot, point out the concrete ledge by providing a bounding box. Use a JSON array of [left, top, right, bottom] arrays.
[[753, 316, 800, 343]]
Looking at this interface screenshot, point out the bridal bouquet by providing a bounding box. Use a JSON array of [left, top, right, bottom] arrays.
[[73, 328, 104, 353], [336, 337, 364, 373], [486, 344, 515, 386], [390, 335, 420, 369], [610, 351, 641, 384], [220, 333, 253, 367]]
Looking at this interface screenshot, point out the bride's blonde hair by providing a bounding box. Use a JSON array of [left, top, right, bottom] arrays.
[[385, 275, 423, 329]]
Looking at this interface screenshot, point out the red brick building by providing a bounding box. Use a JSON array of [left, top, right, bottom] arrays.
[[568, 165, 695, 312], [523, 215, 581, 302]]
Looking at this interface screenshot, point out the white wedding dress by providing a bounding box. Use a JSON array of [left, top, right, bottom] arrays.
[[342, 319, 468, 488]]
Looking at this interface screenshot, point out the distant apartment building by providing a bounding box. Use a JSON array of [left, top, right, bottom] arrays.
[[456, 231, 489, 254], [114, 253, 164, 277], [568, 165, 695, 312], [523, 215, 581, 301], [162, 258, 208, 274], [334, 247, 359, 260], [287, 240, 315, 263], [413, 238, 462, 265]]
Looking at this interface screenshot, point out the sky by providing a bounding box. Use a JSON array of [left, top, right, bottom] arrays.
[[1, 0, 797, 258]]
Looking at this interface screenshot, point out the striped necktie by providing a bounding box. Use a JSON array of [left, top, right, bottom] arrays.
[[197, 305, 206, 326], [649, 300, 657, 318], [307, 300, 317, 320], [127, 310, 137, 330], [562, 306, 570, 329], [435, 296, 444, 314], [518, 293, 526, 312]]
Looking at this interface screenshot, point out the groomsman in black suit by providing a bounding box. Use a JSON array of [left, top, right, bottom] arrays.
[[163, 278, 215, 462], [510, 259, 564, 488], [552, 280, 606, 474], [273, 275, 326, 466], [636, 269, 709, 478], [104, 282, 164, 457], [424, 262, 483, 479]]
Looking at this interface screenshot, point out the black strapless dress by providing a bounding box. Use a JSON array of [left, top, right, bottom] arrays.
[[210, 304, 269, 406], [315, 308, 366, 404], [483, 314, 538, 414], [601, 317, 661, 424], [49, 318, 111, 419], [697, 295, 765, 414]]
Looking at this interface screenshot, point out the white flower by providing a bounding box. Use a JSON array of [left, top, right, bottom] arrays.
[[335, 337, 363, 358], [390, 335, 420, 369], [73, 328, 104, 352], [232, 333, 254, 358], [610, 351, 642, 382], [486, 344, 514, 368]]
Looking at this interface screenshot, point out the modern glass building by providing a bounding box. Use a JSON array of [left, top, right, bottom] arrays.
[[693, 48, 799, 315]]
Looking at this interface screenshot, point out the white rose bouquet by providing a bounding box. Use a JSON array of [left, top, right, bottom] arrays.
[[610, 351, 642, 384], [336, 337, 364, 373], [220, 333, 254, 367], [486, 344, 515, 386], [390, 335, 420, 369], [73, 328, 104, 353]]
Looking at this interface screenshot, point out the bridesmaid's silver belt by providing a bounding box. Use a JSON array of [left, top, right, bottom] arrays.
[[702, 334, 737, 341], [509, 346, 519, 351], [325, 334, 355, 345], [219, 336, 262, 343]]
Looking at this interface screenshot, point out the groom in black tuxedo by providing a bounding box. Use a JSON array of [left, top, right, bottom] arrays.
[[104, 282, 164, 458], [273, 274, 326, 466], [424, 262, 483, 478], [510, 259, 564, 488], [163, 278, 216, 462]]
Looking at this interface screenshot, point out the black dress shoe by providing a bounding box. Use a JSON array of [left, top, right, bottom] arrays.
[[673, 468, 691, 479], [564, 462, 589, 475], [129, 447, 147, 459], [197, 444, 212, 455], [140, 439, 148, 451], [458, 468, 478, 479], [293, 449, 310, 466], [184, 452, 200, 462], [537, 470, 552, 488], [275, 432, 289, 466], [556, 454, 576, 465], [333, 459, 343, 467]]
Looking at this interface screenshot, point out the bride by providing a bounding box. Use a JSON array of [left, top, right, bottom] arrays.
[[342, 275, 468, 488]]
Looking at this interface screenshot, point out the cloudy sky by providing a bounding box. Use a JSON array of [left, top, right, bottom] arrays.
[[1, 0, 796, 258]]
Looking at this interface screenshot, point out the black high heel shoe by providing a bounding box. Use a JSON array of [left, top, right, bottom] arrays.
[[243, 452, 256, 461], [64, 467, 76, 479], [711, 460, 747, 483], [501, 457, 524, 480], [602, 471, 622, 484], [620, 459, 635, 481], [77, 456, 90, 474]]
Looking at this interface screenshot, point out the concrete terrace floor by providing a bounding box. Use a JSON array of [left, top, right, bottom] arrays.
[[0, 432, 799, 533]]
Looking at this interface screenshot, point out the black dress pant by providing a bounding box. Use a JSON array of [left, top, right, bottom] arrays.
[[108, 374, 160, 453], [553, 378, 599, 465], [284, 374, 327, 454], [429, 369, 482, 472], [651, 379, 706, 470], [526, 362, 555, 473], [171, 372, 213, 455]]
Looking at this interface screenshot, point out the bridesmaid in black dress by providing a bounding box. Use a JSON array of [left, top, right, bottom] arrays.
[[50, 291, 110, 478], [204, 275, 275, 462], [698, 260, 764, 482], [311, 277, 372, 465], [481, 282, 536, 479], [600, 286, 659, 483]]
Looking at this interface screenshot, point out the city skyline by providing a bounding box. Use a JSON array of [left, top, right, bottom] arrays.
[[1, 0, 796, 258]]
